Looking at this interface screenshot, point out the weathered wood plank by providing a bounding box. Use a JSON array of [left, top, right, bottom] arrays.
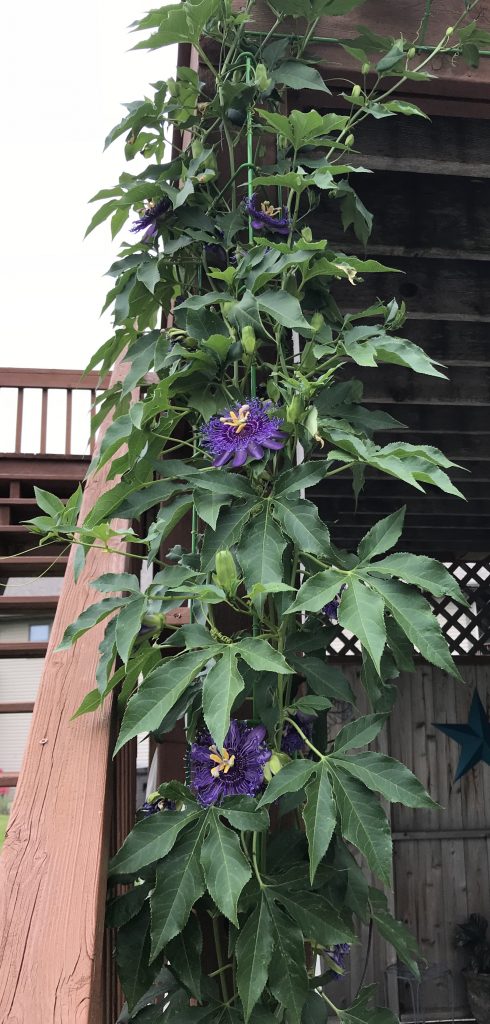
[[333, 256, 490, 321], [348, 114, 490, 178], [0, 363, 131, 1024], [319, 172, 490, 257]]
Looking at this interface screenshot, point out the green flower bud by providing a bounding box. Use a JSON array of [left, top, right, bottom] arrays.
[[214, 549, 239, 596], [142, 612, 166, 630], [345, 133, 355, 148], [191, 139, 203, 159], [286, 395, 303, 424], [310, 312, 324, 333], [446, 25, 454, 36], [255, 63, 272, 93], [263, 751, 290, 781], [267, 380, 281, 402], [351, 84, 361, 98], [361, 62, 370, 74], [407, 46, 416, 59], [241, 325, 256, 355], [222, 301, 235, 318]]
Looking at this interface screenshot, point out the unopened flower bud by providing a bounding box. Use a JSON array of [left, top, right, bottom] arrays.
[[255, 63, 272, 93], [351, 84, 361, 98], [345, 133, 355, 147], [191, 139, 203, 159], [310, 312, 324, 333], [361, 62, 370, 74], [263, 751, 290, 781], [214, 549, 239, 596], [286, 395, 303, 424], [241, 325, 256, 355], [446, 25, 454, 36], [407, 46, 416, 59], [142, 612, 166, 630]]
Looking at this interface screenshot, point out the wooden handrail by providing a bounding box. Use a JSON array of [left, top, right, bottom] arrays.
[[0, 367, 110, 457], [0, 359, 133, 1023]]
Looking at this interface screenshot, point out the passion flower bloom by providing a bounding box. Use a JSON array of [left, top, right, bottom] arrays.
[[323, 585, 347, 622], [326, 943, 350, 978], [245, 193, 290, 235], [189, 720, 271, 806], [281, 712, 315, 756], [130, 196, 172, 240], [139, 794, 175, 817], [201, 398, 287, 469]]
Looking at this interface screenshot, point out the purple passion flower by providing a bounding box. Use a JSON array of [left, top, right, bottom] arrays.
[[245, 193, 290, 235], [201, 398, 287, 469], [281, 712, 315, 756], [131, 196, 172, 240], [323, 584, 347, 622], [204, 242, 228, 270], [326, 943, 350, 977], [140, 794, 176, 817], [190, 719, 271, 806]]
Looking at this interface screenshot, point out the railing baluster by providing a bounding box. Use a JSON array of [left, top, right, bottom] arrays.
[[89, 389, 96, 453], [40, 388, 48, 454], [65, 388, 73, 455], [15, 388, 23, 453]]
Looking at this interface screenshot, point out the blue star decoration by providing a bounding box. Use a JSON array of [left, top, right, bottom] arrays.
[[434, 688, 490, 781]]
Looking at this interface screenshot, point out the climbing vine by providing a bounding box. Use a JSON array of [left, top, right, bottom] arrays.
[[27, 1, 490, 1021]]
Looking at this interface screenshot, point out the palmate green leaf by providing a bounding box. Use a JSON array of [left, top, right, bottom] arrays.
[[57, 596, 130, 651], [338, 579, 386, 673], [332, 751, 437, 809], [106, 880, 152, 930], [303, 762, 336, 882], [357, 507, 406, 563], [93, 572, 141, 593], [193, 489, 231, 530], [115, 648, 221, 754], [273, 61, 330, 94], [146, 495, 194, 561], [134, 0, 220, 48], [292, 655, 355, 704], [273, 460, 332, 496], [368, 888, 420, 977], [366, 577, 461, 679], [338, 993, 397, 1024], [276, 890, 354, 947], [150, 823, 206, 960], [200, 812, 251, 925], [333, 714, 386, 754], [256, 290, 311, 331], [272, 495, 331, 555], [235, 637, 291, 675], [193, 470, 255, 499], [329, 764, 393, 886], [365, 552, 469, 607], [236, 895, 274, 1021], [267, 900, 309, 1024], [258, 759, 316, 807], [286, 569, 343, 615], [109, 804, 200, 877], [219, 796, 269, 832], [201, 500, 258, 572], [116, 480, 188, 519], [115, 594, 147, 665], [117, 902, 161, 1011], [237, 506, 286, 610], [166, 913, 203, 1001], [202, 648, 244, 751]]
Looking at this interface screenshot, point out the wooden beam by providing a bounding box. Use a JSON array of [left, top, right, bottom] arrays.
[[0, 643, 48, 657], [0, 774, 18, 788], [0, 368, 109, 390], [355, 366, 490, 406], [0, 456, 89, 481], [0, 360, 131, 1022], [0, 702, 34, 714], [0, 555, 68, 577], [0, 596, 59, 611]]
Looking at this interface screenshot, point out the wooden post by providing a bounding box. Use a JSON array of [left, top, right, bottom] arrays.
[[0, 362, 132, 1023]]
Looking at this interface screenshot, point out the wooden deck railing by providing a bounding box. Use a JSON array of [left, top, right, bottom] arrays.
[[0, 367, 109, 456], [0, 360, 133, 1023]]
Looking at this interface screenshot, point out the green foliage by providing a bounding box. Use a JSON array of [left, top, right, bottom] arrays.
[[51, 0, 481, 1019]]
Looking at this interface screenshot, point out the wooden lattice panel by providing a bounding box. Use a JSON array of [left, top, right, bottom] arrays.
[[326, 560, 490, 659]]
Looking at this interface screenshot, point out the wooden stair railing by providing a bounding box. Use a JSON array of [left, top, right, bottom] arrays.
[[0, 361, 135, 1024]]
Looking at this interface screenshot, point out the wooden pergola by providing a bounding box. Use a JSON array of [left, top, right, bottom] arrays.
[[1, 1, 490, 1019]]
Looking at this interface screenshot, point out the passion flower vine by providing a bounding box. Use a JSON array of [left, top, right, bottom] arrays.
[[201, 398, 287, 468], [244, 193, 290, 235]]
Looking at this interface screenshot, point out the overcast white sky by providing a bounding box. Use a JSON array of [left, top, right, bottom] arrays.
[[0, 1, 176, 372]]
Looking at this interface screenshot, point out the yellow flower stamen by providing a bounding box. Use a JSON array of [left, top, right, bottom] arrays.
[[219, 404, 250, 434], [261, 201, 281, 218], [209, 744, 236, 778]]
